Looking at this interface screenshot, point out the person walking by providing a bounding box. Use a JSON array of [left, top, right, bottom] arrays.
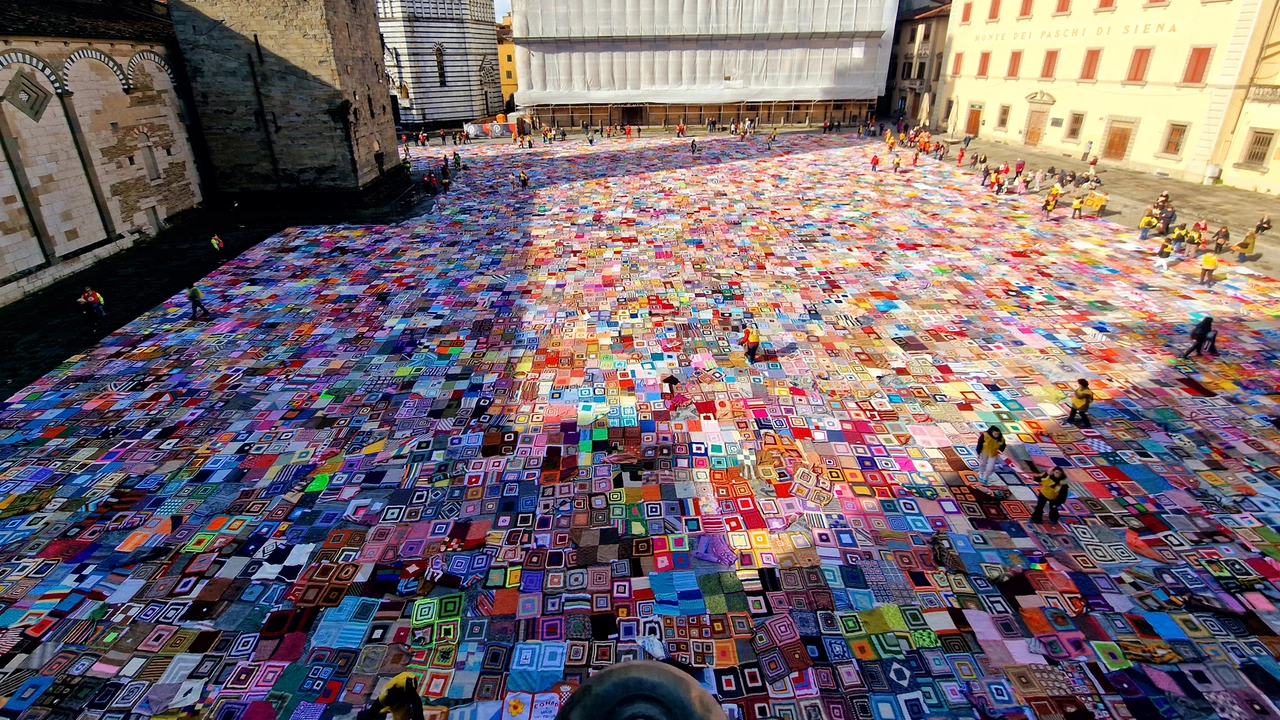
[[1154, 237, 1175, 273], [893, 155, 903, 174], [1033, 169, 1044, 192], [519, 170, 529, 189], [1014, 159, 1025, 178], [1065, 379, 1094, 427], [1235, 229, 1257, 262], [1182, 317, 1217, 358], [974, 426, 1007, 483], [1030, 467, 1069, 524], [187, 284, 211, 319], [1199, 252, 1218, 286], [957, 148, 965, 167], [1041, 194, 1058, 221], [963, 135, 973, 149], [742, 325, 761, 364], [78, 286, 106, 328], [690, 138, 698, 155], [211, 234, 226, 263], [870, 154, 880, 172], [1088, 155, 1099, 176]]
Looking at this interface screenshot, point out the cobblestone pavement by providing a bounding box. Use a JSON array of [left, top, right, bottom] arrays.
[[954, 136, 1280, 276]]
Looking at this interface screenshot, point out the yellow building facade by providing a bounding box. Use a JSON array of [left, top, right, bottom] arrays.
[[498, 13, 518, 105], [937, 0, 1280, 190]]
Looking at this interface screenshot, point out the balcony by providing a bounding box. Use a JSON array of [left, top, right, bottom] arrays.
[[1248, 85, 1280, 103]]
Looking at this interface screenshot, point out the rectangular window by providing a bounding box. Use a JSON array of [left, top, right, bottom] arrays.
[[505, 70, 512, 79], [989, 0, 1001, 19], [1127, 48, 1152, 83], [1007, 50, 1022, 78], [1041, 49, 1059, 79], [952, 52, 964, 74], [506, 54, 512, 62], [916, 62, 927, 79], [1097, 0, 1114, 8], [1066, 112, 1085, 139], [1243, 130, 1275, 166], [1055, 0, 1070, 12], [962, 1, 973, 21], [997, 105, 1011, 129], [977, 51, 992, 77], [1020, 0, 1033, 16], [934, 53, 944, 81], [1162, 123, 1189, 155], [902, 62, 912, 79], [1080, 48, 1101, 80], [908, 25, 917, 43], [923, 22, 932, 41], [1183, 47, 1212, 84]]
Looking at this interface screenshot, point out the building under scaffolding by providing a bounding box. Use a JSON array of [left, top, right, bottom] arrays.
[[512, 0, 898, 127]]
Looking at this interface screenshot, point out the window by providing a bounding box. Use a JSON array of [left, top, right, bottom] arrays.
[[997, 105, 1011, 129], [988, 0, 1001, 19], [506, 70, 512, 79], [962, 1, 973, 21], [1126, 48, 1152, 83], [1019, 0, 1033, 16], [977, 52, 992, 77], [434, 43, 447, 86], [934, 52, 944, 81], [952, 52, 964, 75], [908, 25, 917, 43], [1183, 47, 1212, 85], [1041, 50, 1059, 79], [1097, 0, 1114, 8], [1242, 129, 1275, 166], [1162, 123, 1189, 155], [1066, 112, 1085, 139], [1007, 50, 1022, 78], [506, 54, 512, 62], [902, 62, 913, 79], [138, 133, 160, 180], [1080, 49, 1101, 81], [923, 22, 932, 41], [915, 62, 927, 79], [1054, 0, 1070, 12]]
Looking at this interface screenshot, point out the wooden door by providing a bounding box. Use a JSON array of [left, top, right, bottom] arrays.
[[1103, 124, 1132, 160], [966, 108, 982, 136], [1024, 110, 1047, 146]]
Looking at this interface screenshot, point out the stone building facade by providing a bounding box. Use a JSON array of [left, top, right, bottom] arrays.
[[170, 0, 399, 194], [885, 3, 950, 129], [378, 0, 504, 126], [0, 1, 202, 304]]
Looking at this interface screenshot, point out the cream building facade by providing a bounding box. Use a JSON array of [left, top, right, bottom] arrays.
[[936, 0, 1280, 189], [886, 3, 951, 128]]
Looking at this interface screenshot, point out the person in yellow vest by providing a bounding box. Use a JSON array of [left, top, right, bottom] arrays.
[[974, 426, 1007, 483], [1139, 213, 1158, 241], [1030, 467, 1069, 523], [211, 234, 225, 263], [1199, 252, 1218, 286], [1070, 196, 1085, 219], [1065, 378, 1094, 427], [1235, 230, 1257, 262], [359, 672, 423, 720], [742, 325, 761, 364]]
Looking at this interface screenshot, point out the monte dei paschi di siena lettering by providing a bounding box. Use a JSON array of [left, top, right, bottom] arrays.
[[972, 22, 1177, 43]]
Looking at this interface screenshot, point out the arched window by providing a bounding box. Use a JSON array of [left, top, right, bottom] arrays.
[[434, 43, 446, 87], [138, 132, 160, 180]]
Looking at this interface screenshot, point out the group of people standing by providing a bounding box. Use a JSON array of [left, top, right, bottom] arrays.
[[1142, 192, 1268, 284]]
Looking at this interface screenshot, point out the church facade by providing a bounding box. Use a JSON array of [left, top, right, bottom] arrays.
[[378, 0, 504, 126]]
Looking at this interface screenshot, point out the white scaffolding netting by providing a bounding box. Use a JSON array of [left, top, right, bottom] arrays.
[[513, 0, 898, 105]]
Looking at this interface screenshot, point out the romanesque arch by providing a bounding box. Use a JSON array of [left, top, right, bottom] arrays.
[[126, 51, 175, 90], [62, 48, 128, 93], [0, 50, 65, 94]]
